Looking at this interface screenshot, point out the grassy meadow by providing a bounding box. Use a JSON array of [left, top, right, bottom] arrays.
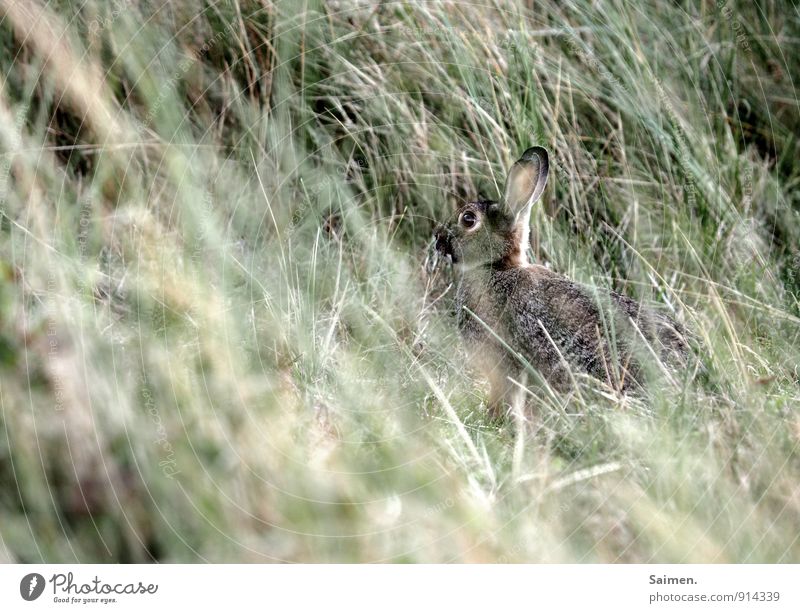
[[0, 0, 798, 562]]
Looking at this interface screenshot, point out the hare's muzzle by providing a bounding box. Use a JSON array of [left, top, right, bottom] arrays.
[[426, 225, 455, 274]]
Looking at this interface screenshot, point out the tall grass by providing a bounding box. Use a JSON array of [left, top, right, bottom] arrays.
[[0, 0, 798, 562]]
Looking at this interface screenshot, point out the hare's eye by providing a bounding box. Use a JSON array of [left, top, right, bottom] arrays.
[[460, 210, 478, 229]]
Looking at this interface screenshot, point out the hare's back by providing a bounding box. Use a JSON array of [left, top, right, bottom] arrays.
[[504, 268, 608, 341], [497, 265, 687, 383]]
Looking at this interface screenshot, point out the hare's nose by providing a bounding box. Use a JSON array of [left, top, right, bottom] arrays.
[[432, 225, 452, 253], [426, 227, 452, 275]]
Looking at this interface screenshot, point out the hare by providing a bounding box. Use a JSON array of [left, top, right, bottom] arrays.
[[431, 146, 687, 419]]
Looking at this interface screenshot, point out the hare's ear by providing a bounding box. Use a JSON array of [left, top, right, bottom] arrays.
[[501, 146, 549, 224]]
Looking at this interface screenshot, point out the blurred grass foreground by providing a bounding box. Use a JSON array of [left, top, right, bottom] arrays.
[[0, 0, 798, 562]]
